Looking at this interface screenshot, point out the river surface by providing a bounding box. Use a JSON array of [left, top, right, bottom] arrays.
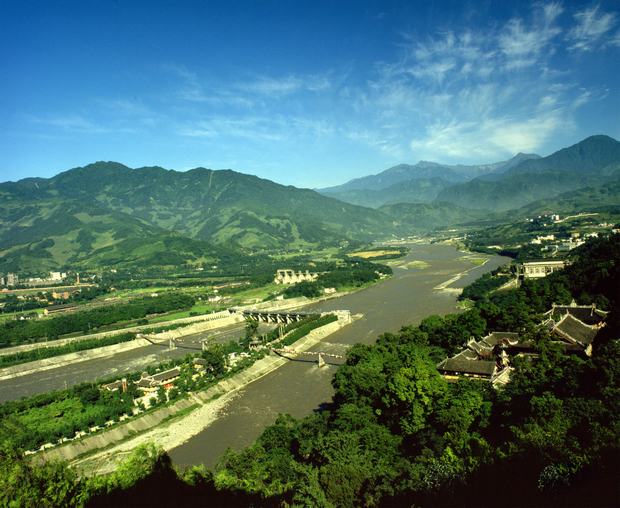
[[169, 243, 509, 468]]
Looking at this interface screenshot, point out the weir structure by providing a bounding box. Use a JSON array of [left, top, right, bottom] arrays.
[[240, 309, 317, 324]]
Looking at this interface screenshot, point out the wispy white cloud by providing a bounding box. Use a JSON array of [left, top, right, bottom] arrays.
[[346, 129, 405, 158], [177, 114, 335, 143], [568, 5, 618, 51], [25, 114, 111, 134], [178, 116, 284, 141], [238, 74, 331, 95], [163, 63, 332, 107], [499, 2, 562, 69], [410, 113, 566, 161], [161, 63, 255, 107]]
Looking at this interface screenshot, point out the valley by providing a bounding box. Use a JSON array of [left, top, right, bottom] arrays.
[[1, 135, 619, 507]]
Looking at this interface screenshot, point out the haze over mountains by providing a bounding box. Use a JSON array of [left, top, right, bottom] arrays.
[[320, 135, 620, 210], [1, 134, 619, 272], [318, 153, 541, 208]]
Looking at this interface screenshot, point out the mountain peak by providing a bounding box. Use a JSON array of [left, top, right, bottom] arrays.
[[82, 161, 131, 172]]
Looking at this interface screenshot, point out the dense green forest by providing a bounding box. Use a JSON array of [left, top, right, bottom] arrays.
[[1, 235, 618, 506]]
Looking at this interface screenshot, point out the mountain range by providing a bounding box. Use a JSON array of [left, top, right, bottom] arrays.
[[0, 163, 396, 272], [1, 134, 619, 273], [318, 153, 541, 208], [319, 135, 620, 212]]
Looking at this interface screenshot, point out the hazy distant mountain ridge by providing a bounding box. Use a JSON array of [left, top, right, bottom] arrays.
[[319, 177, 453, 208], [318, 153, 541, 207], [436, 135, 620, 210]]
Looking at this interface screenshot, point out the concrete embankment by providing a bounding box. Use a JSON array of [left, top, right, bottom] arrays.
[[38, 317, 352, 470], [0, 338, 153, 381], [147, 314, 245, 341], [433, 258, 489, 294], [0, 310, 233, 357], [0, 314, 246, 382], [0, 297, 315, 358]]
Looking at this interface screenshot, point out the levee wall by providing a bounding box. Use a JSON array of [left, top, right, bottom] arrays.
[[0, 310, 233, 357], [38, 317, 349, 465]]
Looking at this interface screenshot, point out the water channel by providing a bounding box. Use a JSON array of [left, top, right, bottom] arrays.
[[169, 243, 509, 468]]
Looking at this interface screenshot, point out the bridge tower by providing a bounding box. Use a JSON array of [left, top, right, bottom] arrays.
[[317, 353, 326, 368]]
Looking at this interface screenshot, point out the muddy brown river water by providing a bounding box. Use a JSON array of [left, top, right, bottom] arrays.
[[169, 243, 509, 468]]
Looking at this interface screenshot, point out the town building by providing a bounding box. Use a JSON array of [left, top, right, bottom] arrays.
[[43, 303, 78, 315], [544, 302, 607, 326], [274, 269, 318, 285], [49, 272, 67, 281], [6, 273, 18, 286], [135, 367, 181, 393], [530, 234, 555, 245], [518, 260, 567, 279], [102, 378, 128, 392]]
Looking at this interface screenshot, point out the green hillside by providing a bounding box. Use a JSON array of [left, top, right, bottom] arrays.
[[0, 199, 232, 273], [511, 178, 620, 218], [321, 177, 452, 208], [0, 163, 397, 271], [379, 202, 489, 232]]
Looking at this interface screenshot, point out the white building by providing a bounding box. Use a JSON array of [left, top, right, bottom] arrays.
[[518, 260, 567, 279]]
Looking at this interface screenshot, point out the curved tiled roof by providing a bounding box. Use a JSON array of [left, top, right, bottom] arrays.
[[553, 314, 598, 346]]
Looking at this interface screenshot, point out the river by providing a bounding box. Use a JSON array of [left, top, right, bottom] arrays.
[[169, 243, 509, 468]]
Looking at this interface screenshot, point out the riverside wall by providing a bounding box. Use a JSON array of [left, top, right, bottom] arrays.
[[38, 317, 350, 465], [0, 310, 233, 357], [0, 297, 313, 358], [0, 314, 246, 382], [0, 338, 153, 381]]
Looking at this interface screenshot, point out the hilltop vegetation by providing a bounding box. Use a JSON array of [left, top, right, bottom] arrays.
[[0, 162, 396, 272]]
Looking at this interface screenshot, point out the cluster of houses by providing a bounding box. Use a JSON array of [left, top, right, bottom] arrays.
[[0, 271, 75, 288], [437, 302, 608, 387]]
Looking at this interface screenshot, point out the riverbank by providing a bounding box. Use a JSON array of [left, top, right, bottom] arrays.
[[433, 257, 490, 293], [169, 244, 511, 468], [38, 315, 354, 474]]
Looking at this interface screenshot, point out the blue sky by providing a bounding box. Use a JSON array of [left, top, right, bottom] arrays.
[[1, 0, 619, 187]]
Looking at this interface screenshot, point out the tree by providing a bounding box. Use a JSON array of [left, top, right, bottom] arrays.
[[201, 345, 226, 377], [384, 352, 447, 436], [0, 444, 84, 507]]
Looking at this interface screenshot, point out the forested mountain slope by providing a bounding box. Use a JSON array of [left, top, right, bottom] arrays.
[[319, 153, 540, 207], [436, 135, 620, 211], [0, 162, 397, 270]]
